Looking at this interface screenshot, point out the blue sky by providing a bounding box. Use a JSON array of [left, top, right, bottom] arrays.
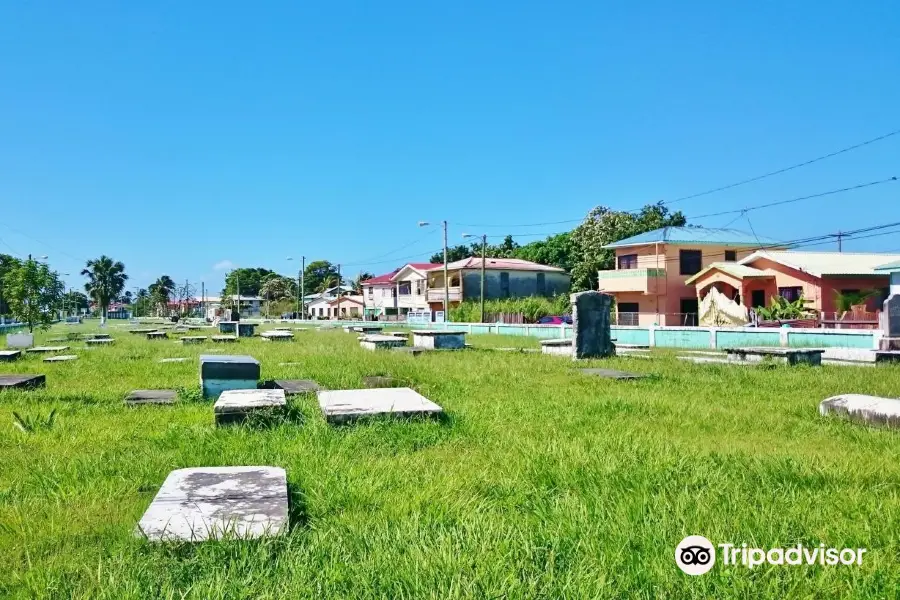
[[1, 1, 898, 294]]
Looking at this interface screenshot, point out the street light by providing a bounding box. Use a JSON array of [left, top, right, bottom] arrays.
[[419, 220, 449, 319], [462, 233, 487, 323]]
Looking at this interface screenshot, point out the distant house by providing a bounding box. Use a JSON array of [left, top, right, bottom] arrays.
[[304, 285, 354, 319], [687, 250, 900, 316], [360, 270, 399, 319], [327, 295, 364, 319], [599, 226, 787, 326], [424, 258, 570, 311]]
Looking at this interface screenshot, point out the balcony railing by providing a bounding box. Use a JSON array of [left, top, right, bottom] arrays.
[[597, 268, 665, 294], [426, 286, 462, 303]]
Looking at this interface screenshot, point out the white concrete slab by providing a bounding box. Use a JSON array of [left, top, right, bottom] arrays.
[[819, 394, 900, 428], [159, 357, 189, 363], [6, 333, 34, 348], [214, 389, 286, 424], [43, 355, 78, 362], [137, 466, 288, 542], [359, 334, 407, 351], [318, 387, 443, 423]]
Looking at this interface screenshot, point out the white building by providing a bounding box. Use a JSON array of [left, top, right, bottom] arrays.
[[392, 263, 440, 316]]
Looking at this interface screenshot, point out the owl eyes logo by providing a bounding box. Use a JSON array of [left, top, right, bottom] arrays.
[[675, 536, 716, 575]]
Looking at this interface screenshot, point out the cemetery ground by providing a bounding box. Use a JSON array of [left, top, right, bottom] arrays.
[[1, 324, 899, 598]]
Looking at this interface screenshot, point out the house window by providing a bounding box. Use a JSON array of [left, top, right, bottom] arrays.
[[778, 286, 803, 302], [367, 287, 373, 298], [536, 272, 546, 295], [415, 280, 424, 295], [618, 302, 639, 313], [724, 250, 737, 262], [679, 250, 702, 275], [500, 272, 510, 298], [399, 282, 411, 295], [617, 254, 638, 270]]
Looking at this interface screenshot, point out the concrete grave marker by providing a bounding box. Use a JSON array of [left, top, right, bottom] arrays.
[[0, 350, 21, 362], [273, 379, 322, 395], [578, 368, 645, 380], [0, 374, 45, 389], [261, 331, 293, 341], [214, 389, 286, 424], [393, 346, 426, 356], [6, 333, 34, 349], [359, 334, 407, 351], [540, 338, 572, 356], [181, 336, 208, 345], [126, 389, 177, 406], [146, 331, 168, 340], [200, 354, 260, 398], [26, 346, 69, 354], [159, 357, 189, 363], [86, 338, 115, 346], [237, 323, 257, 338], [44, 355, 78, 362], [819, 394, 900, 428], [212, 335, 238, 343], [570, 291, 614, 359], [725, 347, 824, 366], [219, 322, 237, 334], [137, 466, 288, 542], [411, 330, 465, 350], [318, 387, 443, 424]]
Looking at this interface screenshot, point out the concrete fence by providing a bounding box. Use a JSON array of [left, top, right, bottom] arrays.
[[267, 318, 882, 350]]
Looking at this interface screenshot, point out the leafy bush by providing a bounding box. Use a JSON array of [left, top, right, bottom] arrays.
[[449, 295, 570, 323], [755, 295, 816, 321]]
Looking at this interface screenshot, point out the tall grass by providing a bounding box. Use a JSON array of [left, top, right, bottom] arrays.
[[0, 322, 898, 598]]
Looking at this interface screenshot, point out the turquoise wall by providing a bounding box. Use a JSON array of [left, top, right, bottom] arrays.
[[272, 319, 876, 350], [715, 330, 782, 348]]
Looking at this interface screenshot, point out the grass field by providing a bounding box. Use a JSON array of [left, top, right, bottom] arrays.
[[1, 321, 899, 598]]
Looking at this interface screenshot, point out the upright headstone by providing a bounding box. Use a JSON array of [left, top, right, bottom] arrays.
[[881, 293, 900, 350], [6, 333, 34, 349], [570, 291, 615, 359]]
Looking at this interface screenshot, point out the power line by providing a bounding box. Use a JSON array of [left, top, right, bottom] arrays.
[[664, 127, 900, 204]]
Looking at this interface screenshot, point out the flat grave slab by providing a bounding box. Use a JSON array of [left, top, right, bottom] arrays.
[[261, 331, 293, 341], [318, 387, 443, 423], [273, 327, 292, 332], [725, 347, 824, 366], [214, 389, 286, 425], [362, 375, 398, 388], [392, 346, 426, 356], [126, 389, 177, 406], [411, 330, 465, 350], [44, 355, 78, 362], [384, 331, 409, 338], [678, 355, 748, 366], [875, 351, 900, 364], [578, 368, 646, 380], [25, 346, 69, 354], [273, 379, 322, 395], [212, 335, 238, 343], [137, 466, 288, 542], [181, 336, 208, 345], [159, 357, 189, 363], [84, 333, 112, 340], [147, 331, 168, 340], [540, 338, 572, 357], [0, 374, 46, 390], [0, 350, 21, 362], [86, 338, 115, 345], [129, 328, 158, 334], [47, 337, 68, 343], [351, 325, 383, 334], [819, 394, 900, 428], [360, 334, 407, 351]]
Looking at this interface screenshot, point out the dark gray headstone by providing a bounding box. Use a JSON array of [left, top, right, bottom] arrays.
[[0, 374, 45, 389], [570, 291, 614, 359], [200, 355, 260, 380], [885, 294, 900, 338], [578, 368, 645, 380], [0, 350, 21, 362], [274, 379, 322, 395], [126, 389, 177, 405]]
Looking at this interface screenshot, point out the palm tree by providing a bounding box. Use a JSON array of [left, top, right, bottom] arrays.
[[134, 288, 149, 317], [148, 275, 175, 316], [81, 255, 128, 322]]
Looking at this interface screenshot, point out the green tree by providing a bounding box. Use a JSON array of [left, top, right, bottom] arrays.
[[62, 290, 90, 315], [82, 255, 128, 321], [570, 203, 686, 291], [2, 257, 64, 332], [514, 232, 575, 272], [302, 261, 341, 294], [0, 253, 23, 315], [133, 288, 150, 317], [148, 275, 176, 316], [352, 271, 376, 292], [428, 245, 472, 264], [221, 268, 278, 298]]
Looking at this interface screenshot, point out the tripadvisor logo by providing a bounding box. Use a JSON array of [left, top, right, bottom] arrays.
[[675, 536, 867, 575]]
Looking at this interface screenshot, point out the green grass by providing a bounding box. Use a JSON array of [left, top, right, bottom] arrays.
[[1, 321, 899, 598]]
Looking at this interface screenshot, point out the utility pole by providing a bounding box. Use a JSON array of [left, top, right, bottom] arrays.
[[336, 263, 341, 321], [201, 282, 205, 320], [443, 220, 449, 319], [837, 230, 843, 252], [235, 270, 241, 320], [301, 256, 306, 320], [480, 234, 486, 324]]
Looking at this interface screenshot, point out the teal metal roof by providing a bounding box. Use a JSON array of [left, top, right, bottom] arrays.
[[875, 259, 900, 272], [603, 226, 781, 249]]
